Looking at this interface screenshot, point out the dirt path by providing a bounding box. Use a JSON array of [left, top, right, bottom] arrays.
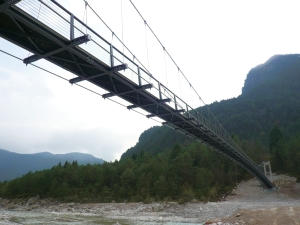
[[221, 175, 300, 225]]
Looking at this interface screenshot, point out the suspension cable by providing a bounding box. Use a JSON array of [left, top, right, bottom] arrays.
[[178, 67, 182, 99], [128, 0, 207, 105], [144, 20, 150, 82], [78, 0, 234, 147], [163, 46, 168, 88], [111, 32, 114, 45], [121, 0, 125, 63], [199, 97, 203, 116], [85, 0, 88, 34], [190, 83, 193, 108], [131, 55, 135, 80], [80, 2, 86, 32], [128, 0, 192, 86], [83, 0, 150, 75], [128, 0, 234, 143]]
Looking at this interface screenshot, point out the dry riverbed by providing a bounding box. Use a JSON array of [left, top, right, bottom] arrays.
[[0, 175, 299, 225]]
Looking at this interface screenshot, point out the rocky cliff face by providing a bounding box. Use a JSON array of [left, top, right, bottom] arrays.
[[242, 54, 300, 95]]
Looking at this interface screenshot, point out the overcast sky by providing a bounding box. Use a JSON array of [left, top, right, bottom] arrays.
[[1, 0, 300, 161]]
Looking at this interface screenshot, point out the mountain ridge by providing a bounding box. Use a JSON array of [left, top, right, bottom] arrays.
[[0, 148, 104, 181]]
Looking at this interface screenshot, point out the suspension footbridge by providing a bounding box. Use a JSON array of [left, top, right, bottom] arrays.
[[0, 0, 274, 188]]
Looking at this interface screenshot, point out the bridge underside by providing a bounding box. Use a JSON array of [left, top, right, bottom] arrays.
[[0, 0, 274, 189]]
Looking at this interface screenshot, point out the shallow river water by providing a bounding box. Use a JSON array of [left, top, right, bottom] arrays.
[[0, 210, 203, 225]]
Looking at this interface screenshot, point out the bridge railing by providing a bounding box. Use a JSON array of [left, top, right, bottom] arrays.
[[16, 0, 256, 165]]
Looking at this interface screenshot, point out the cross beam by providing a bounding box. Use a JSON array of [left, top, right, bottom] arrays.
[[163, 121, 204, 126], [102, 83, 153, 99], [146, 109, 185, 118], [23, 34, 91, 65], [69, 63, 128, 84], [127, 98, 171, 110]]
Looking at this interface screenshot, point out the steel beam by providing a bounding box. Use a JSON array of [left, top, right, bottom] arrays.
[[146, 108, 186, 118], [0, 0, 21, 12], [102, 83, 152, 99], [23, 34, 91, 65], [127, 98, 171, 110], [70, 13, 74, 40], [69, 64, 128, 84]]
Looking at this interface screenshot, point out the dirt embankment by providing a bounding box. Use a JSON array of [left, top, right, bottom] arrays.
[[221, 175, 300, 225]]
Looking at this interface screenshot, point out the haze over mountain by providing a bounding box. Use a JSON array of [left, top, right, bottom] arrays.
[[121, 54, 300, 159], [0, 149, 104, 181]]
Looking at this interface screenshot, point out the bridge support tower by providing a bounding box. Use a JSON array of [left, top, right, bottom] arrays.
[[263, 161, 273, 182]]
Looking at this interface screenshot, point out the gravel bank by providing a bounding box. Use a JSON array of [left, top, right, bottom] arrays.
[[0, 175, 299, 224]]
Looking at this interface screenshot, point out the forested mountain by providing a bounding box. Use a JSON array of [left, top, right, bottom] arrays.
[[121, 54, 300, 159], [0, 149, 104, 181]]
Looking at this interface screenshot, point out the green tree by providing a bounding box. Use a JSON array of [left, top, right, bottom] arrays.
[[121, 168, 135, 188], [170, 143, 182, 159], [154, 175, 168, 199], [269, 125, 285, 171], [284, 136, 300, 175], [269, 125, 283, 153]]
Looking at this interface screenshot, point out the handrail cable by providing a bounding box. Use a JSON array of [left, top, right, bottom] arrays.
[[27, 1, 42, 57]]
